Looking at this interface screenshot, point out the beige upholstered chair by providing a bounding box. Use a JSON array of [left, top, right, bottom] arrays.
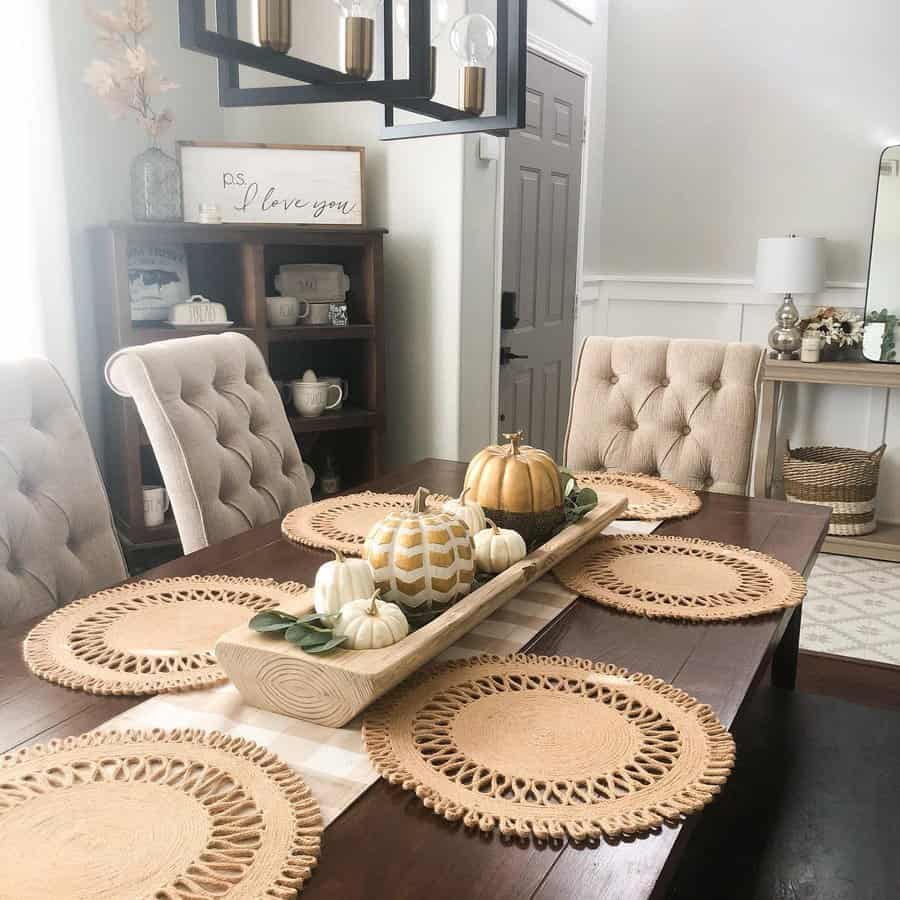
[[0, 359, 127, 627], [564, 336, 765, 495], [105, 333, 312, 554]]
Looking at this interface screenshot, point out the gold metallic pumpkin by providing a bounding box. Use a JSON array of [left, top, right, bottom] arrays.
[[463, 432, 564, 543]]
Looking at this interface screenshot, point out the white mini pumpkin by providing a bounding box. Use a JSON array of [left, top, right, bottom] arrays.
[[441, 487, 486, 536], [334, 589, 409, 650], [474, 519, 528, 573], [314, 549, 376, 622]]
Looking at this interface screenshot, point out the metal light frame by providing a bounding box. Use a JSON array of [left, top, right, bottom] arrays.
[[381, 0, 526, 140], [177, 0, 526, 140]]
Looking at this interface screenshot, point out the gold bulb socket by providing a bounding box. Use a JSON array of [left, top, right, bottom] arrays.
[[460, 65, 486, 116], [428, 45, 437, 99], [345, 16, 375, 80], [257, 0, 291, 53]]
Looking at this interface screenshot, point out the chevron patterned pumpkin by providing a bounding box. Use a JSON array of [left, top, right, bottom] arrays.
[[363, 487, 476, 611]]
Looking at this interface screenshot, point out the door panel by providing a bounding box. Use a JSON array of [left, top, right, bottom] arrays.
[[499, 52, 585, 464]]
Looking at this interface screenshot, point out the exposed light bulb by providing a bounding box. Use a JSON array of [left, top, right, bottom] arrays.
[[333, 0, 383, 20], [449, 14, 496, 116], [333, 0, 383, 79], [396, 0, 450, 43], [449, 13, 496, 67]]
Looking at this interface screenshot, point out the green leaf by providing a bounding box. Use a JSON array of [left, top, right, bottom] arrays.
[[558, 467, 576, 498], [294, 632, 332, 649], [294, 612, 332, 626], [304, 635, 349, 654], [574, 487, 598, 509], [249, 610, 298, 632], [284, 622, 320, 643]]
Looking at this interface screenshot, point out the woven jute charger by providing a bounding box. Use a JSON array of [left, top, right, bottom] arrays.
[[554, 535, 806, 622], [0, 728, 322, 899], [363, 653, 734, 842], [282, 491, 449, 556], [574, 471, 701, 521], [24, 575, 310, 695]]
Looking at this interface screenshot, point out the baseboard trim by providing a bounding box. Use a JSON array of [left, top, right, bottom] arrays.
[[798, 649, 900, 711]]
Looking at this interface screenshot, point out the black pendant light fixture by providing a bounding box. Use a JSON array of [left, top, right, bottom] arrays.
[[177, 0, 526, 140]]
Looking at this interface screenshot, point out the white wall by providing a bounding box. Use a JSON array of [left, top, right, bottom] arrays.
[[590, 0, 900, 281], [50, 0, 223, 446]]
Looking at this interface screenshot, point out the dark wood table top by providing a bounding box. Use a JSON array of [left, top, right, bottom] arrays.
[[0, 458, 829, 900]]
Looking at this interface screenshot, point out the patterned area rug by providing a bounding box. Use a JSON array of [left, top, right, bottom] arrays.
[[800, 554, 900, 665]]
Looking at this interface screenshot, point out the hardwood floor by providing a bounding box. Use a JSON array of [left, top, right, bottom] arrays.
[[668, 654, 900, 900], [797, 649, 900, 711]]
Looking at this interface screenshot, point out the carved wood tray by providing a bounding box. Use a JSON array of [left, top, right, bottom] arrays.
[[217, 494, 627, 727]]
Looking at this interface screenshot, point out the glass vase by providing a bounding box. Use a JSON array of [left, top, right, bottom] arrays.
[[131, 146, 183, 221]]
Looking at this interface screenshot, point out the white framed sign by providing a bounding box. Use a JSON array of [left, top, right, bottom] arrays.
[[178, 142, 366, 226]]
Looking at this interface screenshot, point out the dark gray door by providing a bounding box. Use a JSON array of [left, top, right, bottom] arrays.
[[499, 51, 585, 463]]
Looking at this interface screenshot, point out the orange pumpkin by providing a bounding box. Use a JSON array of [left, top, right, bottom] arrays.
[[463, 432, 563, 543]]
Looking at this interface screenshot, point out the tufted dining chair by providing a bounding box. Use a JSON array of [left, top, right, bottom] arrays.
[[564, 336, 765, 495], [0, 359, 127, 627], [105, 333, 312, 554]]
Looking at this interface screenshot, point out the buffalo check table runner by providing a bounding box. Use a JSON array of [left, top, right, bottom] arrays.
[[103, 519, 660, 827]]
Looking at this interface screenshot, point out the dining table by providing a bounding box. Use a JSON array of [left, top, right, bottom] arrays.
[[0, 457, 830, 900]]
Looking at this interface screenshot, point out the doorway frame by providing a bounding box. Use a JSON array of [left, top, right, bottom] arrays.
[[489, 33, 595, 444]]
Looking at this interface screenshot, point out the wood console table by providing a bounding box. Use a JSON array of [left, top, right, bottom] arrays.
[[753, 357, 900, 561]]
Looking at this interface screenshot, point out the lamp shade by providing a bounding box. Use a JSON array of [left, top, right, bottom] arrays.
[[755, 237, 826, 295]]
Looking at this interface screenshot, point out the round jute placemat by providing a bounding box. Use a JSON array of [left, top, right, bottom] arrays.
[[282, 491, 449, 556], [574, 471, 701, 521], [363, 653, 735, 842], [24, 576, 310, 695], [0, 728, 322, 899], [554, 535, 806, 622]]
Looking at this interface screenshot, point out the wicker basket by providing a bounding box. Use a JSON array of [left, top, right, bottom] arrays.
[[783, 443, 886, 536]]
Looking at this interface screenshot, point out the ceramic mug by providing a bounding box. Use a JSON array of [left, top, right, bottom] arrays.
[[266, 295, 310, 327], [321, 376, 349, 409], [297, 301, 334, 326], [143, 485, 170, 528], [292, 380, 343, 418]]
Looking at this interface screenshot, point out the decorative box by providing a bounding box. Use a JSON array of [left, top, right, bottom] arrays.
[[275, 264, 350, 301]]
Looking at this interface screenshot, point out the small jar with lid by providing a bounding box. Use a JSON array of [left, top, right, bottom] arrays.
[[800, 332, 823, 363]]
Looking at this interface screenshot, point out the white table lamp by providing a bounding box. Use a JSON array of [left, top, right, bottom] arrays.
[[755, 236, 826, 359]]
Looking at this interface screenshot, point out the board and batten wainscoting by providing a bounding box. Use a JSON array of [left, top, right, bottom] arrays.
[[576, 275, 900, 524]]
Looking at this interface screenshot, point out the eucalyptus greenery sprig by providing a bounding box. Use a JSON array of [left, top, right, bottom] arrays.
[[249, 609, 348, 654], [558, 467, 599, 523]]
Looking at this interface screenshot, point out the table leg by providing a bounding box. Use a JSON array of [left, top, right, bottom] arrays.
[[772, 605, 802, 689]]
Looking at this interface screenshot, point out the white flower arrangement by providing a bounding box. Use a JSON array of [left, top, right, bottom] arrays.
[[801, 307, 864, 348], [83, 0, 178, 141]]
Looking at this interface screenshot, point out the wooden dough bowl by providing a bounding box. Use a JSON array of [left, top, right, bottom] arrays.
[[215, 494, 626, 727]]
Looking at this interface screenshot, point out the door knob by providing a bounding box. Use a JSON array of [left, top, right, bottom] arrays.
[[500, 346, 529, 365]]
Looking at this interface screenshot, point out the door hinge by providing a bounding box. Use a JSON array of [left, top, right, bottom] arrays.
[[581, 117, 588, 145]]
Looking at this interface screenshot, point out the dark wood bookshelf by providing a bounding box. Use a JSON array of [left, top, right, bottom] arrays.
[[90, 222, 387, 550]]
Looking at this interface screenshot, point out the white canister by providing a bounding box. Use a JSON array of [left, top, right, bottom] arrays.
[[266, 296, 310, 327], [143, 485, 170, 528], [801, 333, 823, 363]]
